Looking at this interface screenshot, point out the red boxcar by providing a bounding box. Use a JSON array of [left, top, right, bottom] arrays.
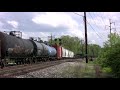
[[52, 44, 62, 60]]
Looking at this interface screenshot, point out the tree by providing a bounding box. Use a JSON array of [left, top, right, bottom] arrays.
[[88, 44, 101, 57], [96, 33, 120, 77], [48, 35, 101, 57]]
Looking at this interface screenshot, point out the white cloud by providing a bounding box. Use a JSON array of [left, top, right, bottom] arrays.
[[67, 28, 84, 39], [87, 12, 120, 33], [31, 12, 110, 46], [32, 12, 79, 29], [0, 21, 4, 28], [1, 12, 120, 47], [87, 16, 109, 30], [102, 12, 120, 20], [0, 12, 8, 18], [22, 32, 50, 41], [7, 20, 18, 28], [91, 40, 96, 44], [87, 30, 109, 46], [32, 12, 84, 39], [85, 12, 120, 46]]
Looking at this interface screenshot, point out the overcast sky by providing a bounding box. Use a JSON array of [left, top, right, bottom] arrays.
[[0, 12, 120, 47]]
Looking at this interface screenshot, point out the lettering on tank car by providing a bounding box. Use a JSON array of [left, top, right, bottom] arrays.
[[25, 49, 33, 54], [13, 44, 24, 54], [7, 44, 32, 54]]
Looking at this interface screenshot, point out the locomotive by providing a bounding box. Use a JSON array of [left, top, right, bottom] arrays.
[[0, 31, 74, 68]]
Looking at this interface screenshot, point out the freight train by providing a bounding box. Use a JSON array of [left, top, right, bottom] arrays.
[[0, 31, 74, 68]]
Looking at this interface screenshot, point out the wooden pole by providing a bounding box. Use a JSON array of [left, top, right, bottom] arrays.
[[84, 12, 88, 63]]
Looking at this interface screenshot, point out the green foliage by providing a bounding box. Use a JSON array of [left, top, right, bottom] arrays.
[[48, 35, 101, 57], [96, 33, 120, 77], [88, 44, 101, 57], [102, 67, 112, 73], [61, 35, 81, 54], [59, 62, 96, 78], [60, 61, 110, 78]]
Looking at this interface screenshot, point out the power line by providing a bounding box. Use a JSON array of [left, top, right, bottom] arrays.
[[92, 12, 109, 39], [93, 12, 106, 31], [73, 12, 88, 63], [100, 12, 106, 25], [94, 12, 106, 26], [105, 19, 116, 46], [86, 20, 104, 41], [88, 12, 106, 39], [106, 19, 116, 34], [73, 12, 84, 17], [74, 12, 104, 42], [93, 12, 111, 40], [74, 12, 105, 42], [73, 12, 85, 38]]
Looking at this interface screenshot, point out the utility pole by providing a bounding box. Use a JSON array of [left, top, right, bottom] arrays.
[[84, 12, 88, 63], [109, 19, 112, 46], [80, 40, 84, 58], [48, 33, 55, 46], [109, 19, 112, 35], [51, 33, 52, 45], [109, 19, 116, 34], [106, 19, 115, 46], [106, 19, 115, 35]]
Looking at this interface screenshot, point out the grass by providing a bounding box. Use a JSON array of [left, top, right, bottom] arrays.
[[59, 61, 113, 78]]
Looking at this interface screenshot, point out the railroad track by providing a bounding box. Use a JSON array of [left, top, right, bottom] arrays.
[[0, 59, 83, 78]]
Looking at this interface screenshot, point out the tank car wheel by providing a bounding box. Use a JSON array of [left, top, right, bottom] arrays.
[[15, 61, 18, 65], [27, 60, 30, 64], [18, 61, 21, 65], [28, 59, 32, 64], [43, 58, 46, 62], [22, 60, 24, 64], [35, 59, 37, 63], [30, 59, 33, 64], [0, 61, 4, 69], [33, 59, 36, 63], [22, 61, 24, 64]]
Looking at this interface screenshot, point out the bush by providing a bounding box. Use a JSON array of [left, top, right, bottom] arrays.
[[97, 43, 120, 77]]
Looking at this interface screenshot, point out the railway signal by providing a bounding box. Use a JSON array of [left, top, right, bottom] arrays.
[[59, 38, 62, 45], [54, 38, 62, 45]]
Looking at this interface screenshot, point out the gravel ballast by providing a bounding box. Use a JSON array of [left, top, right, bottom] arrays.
[[15, 62, 84, 78]]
